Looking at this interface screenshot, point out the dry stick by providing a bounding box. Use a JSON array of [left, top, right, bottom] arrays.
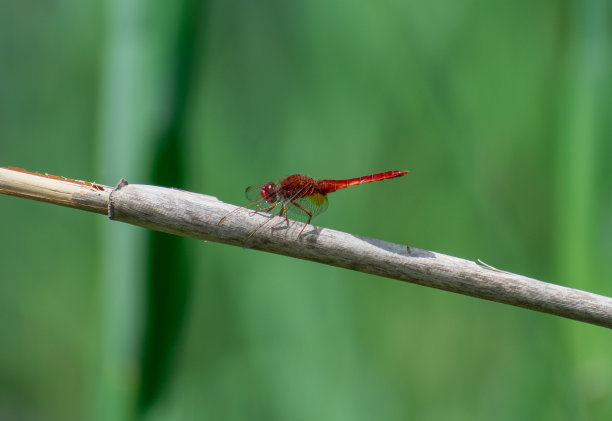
[[2, 167, 612, 329]]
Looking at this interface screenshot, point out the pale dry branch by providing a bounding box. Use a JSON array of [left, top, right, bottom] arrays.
[[2, 167, 612, 329]]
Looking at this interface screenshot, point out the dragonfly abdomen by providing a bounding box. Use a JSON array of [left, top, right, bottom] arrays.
[[317, 170, 408, 194]]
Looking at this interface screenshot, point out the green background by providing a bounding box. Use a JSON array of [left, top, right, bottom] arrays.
[[1, 0, 612, 419]]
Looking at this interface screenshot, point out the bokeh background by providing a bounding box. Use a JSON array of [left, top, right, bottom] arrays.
[[1, 0, 612, 419]]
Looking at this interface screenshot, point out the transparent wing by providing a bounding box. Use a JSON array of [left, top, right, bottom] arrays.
[[244, 182, 285, 214], [245, 182, 268, 203], [285, 193, 329, 223]]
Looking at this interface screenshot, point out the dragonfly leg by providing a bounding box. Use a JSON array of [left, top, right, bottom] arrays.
[[219, 201, 275, 226], [256, 203, 279, 214], [271, 202, 290, 229], [245, 203, 279, 240], [289, 201, 313, 236]]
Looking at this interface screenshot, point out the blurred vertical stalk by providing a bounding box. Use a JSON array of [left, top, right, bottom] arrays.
[[95, 0, 198, 419], [95, 1, 149, 419], [555, 0, 607, 291], [555, 0, 610, 417]]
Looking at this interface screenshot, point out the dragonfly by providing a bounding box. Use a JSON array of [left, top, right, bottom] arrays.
[[220, 170, 409, 237]]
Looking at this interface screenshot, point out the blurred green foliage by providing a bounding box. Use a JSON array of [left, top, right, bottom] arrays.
[[1, 0, 612, 420]]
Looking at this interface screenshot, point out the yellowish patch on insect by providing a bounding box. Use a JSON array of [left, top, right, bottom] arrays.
[[308, 193, 326, 206]]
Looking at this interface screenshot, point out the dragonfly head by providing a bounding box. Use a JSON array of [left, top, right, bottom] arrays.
[[260, 183, 278, 203]]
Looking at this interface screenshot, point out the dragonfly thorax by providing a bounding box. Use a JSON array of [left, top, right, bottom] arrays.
[[260, 182, 278, 203]]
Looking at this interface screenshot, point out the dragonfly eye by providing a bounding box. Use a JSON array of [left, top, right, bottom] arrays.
[[260, 183, 277, 203]]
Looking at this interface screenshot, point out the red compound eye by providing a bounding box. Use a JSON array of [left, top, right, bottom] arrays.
[[260, 183, 277, 203]]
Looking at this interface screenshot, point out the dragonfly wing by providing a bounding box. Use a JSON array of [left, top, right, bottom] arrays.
[[286, 194, 329, 222], [245, 182, 267, 202], [244, 182, 284, 215]]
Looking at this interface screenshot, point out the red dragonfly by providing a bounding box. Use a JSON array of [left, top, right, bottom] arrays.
[[221, 170, 409, 236]]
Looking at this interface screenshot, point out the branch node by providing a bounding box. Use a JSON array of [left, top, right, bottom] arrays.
[[108, 178, 129, 220]]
